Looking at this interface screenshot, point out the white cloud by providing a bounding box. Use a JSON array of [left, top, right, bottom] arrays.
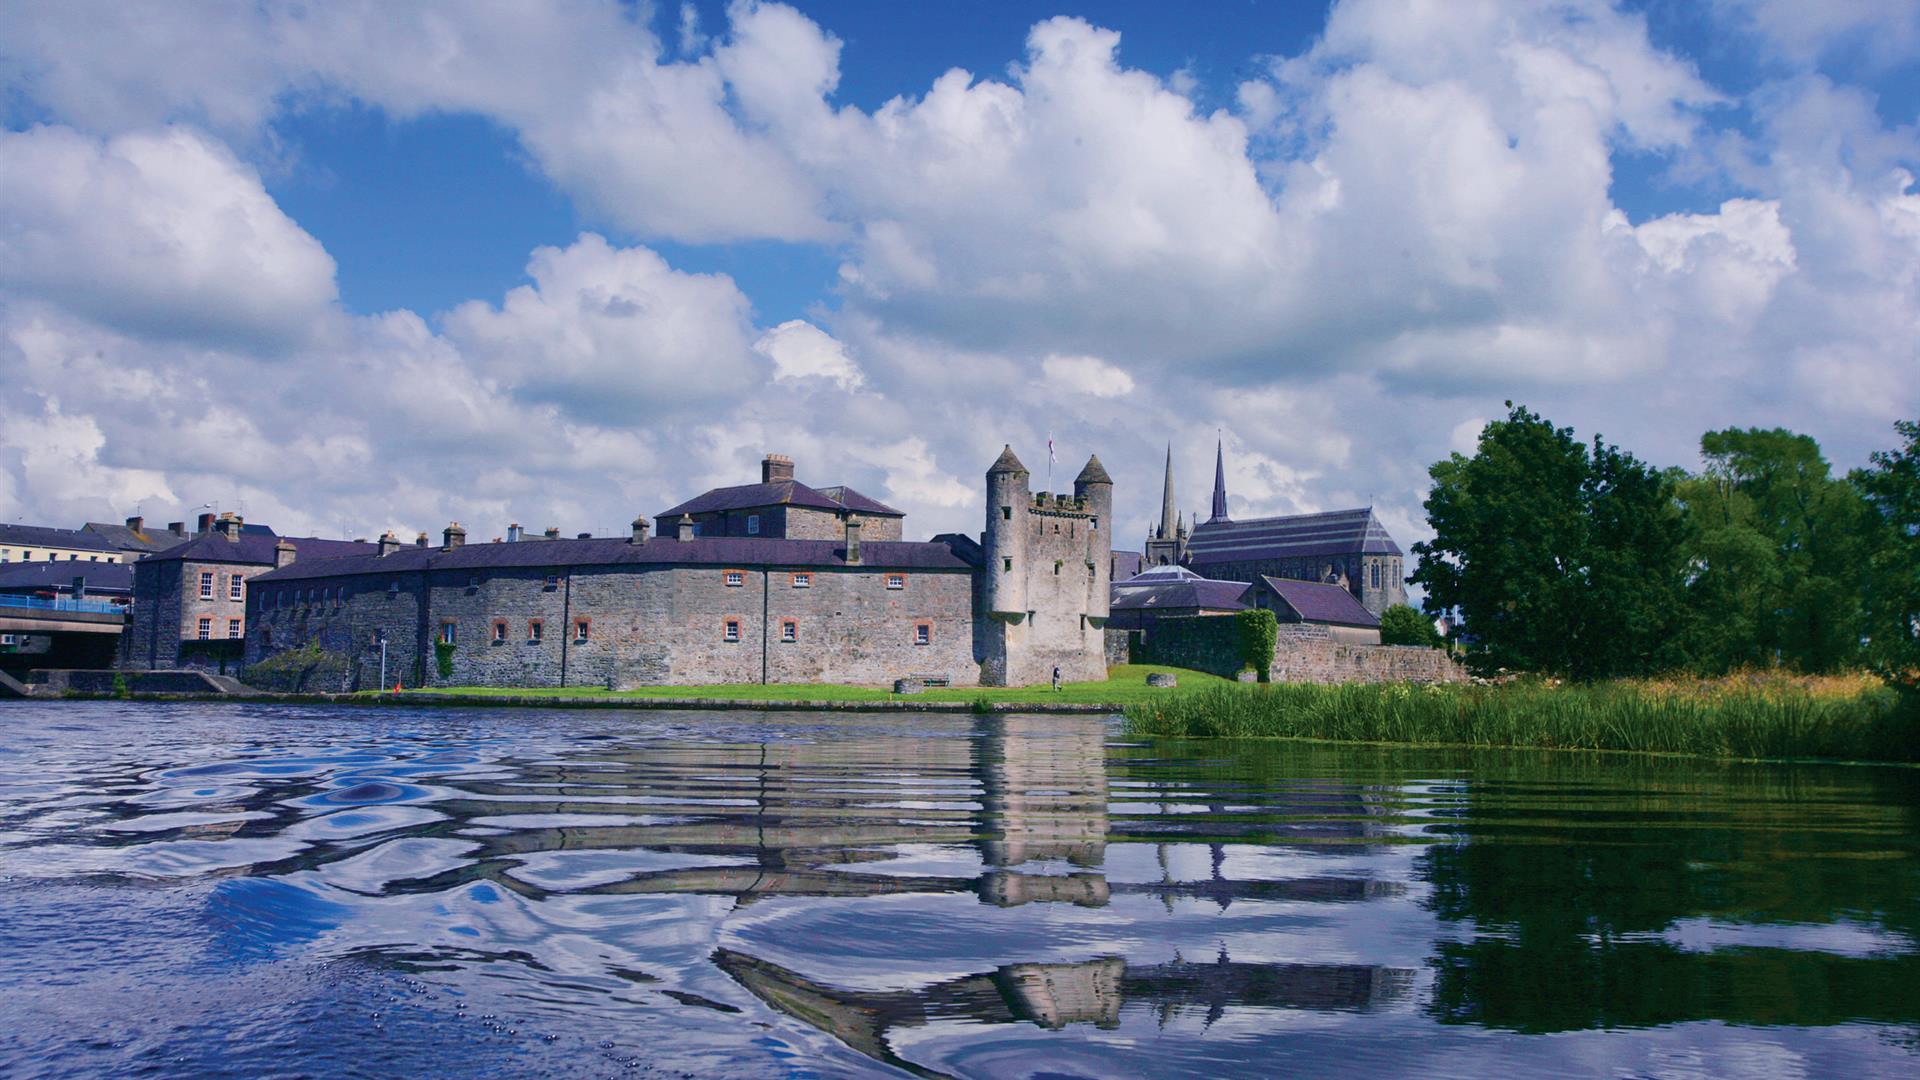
[[754, 320, 864, 389], [1042, 355, 1134, 398]]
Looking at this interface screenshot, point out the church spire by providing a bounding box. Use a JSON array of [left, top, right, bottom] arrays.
[[1157, 443, 1177, 540], [1209, 434, 1229, 523]]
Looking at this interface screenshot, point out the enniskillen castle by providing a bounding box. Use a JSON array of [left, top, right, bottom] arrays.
[[244, 448, 1113, 690]]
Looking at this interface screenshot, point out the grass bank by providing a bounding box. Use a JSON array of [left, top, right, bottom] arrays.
[[1123, 672, 1920, 763], [397, 664, 1233, 708]]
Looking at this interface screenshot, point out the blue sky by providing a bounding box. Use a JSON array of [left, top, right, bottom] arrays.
[[0, 0, 1915, 548]]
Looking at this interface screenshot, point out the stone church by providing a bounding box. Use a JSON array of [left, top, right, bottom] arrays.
[[1133, 440, 1408, 616]]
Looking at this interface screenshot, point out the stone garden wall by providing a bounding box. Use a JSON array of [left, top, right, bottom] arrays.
[[1141, 616, 1462, 685]]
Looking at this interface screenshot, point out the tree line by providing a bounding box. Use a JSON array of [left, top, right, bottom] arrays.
[[1409, 404, 1920, 685]]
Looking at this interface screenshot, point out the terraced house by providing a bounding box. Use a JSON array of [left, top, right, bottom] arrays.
[[244, 449, 1114, 690]]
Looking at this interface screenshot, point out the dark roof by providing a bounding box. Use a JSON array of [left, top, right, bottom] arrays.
[[931, 532, 984, 567], [988, 445, 1027, 475], [0, 561, 134, 595], [138, 532, 377, 567], [1110, 572, 1251, 612], [0, 523, 119, 553], [658, 479, 903, 520], [1187, 507, 1403, 564], [82, 521, 191, 554], [1074, 455, 1112, 485], [1110, 550, 1143, 580], [252, 535, 974, 583], [1258, 576, 1380, 628]]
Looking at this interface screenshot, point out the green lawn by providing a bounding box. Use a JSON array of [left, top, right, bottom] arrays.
[[401, 664, 1230, 707]]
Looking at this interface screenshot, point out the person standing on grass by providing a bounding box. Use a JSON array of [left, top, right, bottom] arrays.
[[1052, 665, 1062, 692]]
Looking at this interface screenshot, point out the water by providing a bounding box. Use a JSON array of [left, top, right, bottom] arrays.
[[1, 703, 1916, 1078]]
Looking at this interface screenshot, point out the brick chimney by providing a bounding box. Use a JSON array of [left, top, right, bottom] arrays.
[[675, 514, 695, 542], [197, 512, 214, 535], [214, 514, 243, 542], [844, 514, 862, 565], [629, 516, 649, 545], [415, 532, 429, 547], [443, 523, 466, 550], [124, 515, 143, 533], [167, 521, 187, 537], [274, 539, 296, 568], [507, 523, 522, 543], [377, 531, 400, 557], [543, 526, 560, 540], [762, 453, 795, 484]]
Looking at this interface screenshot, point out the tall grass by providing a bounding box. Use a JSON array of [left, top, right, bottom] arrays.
[[1123, 673, 1920, 763]]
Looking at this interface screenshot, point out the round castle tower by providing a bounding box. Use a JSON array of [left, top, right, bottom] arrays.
[[1074, 454, 1113, 620], [984, 445, 1030, 616]]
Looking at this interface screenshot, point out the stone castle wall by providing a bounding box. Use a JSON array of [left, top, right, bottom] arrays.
[[1141, 615, 1461, 685]]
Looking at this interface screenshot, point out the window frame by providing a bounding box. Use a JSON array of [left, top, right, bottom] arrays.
[[527, 619, 544, 644], [884, 573, 906, 591], [228, 574, 244, 602], [723, 569, 745, 588], [790, 571, 812, 589], [199, 571, 214, 599], [197, 617, 212, 640], [913, 622, 931, 646], [226, 618, 242, 640], [746, 514, 760, 535], [780, 619, 797, 643], [439, 621, 458, 645], [574, 618, 590, 643], [723, 619, 741, 643], [492, 619, 509, 645]]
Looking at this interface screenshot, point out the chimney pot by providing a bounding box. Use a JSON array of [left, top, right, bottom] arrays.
[[629, 516, 650, 545], [543, 526, 560, 540], [415, 532, 429, 547], [761, 453, 795, 484], [443, 522, 466, 550], [167, 521, 186, 537], [273, 539, 296, 569], [507, 523, 522, 543], [214, 514, 243, 542], [125, 515, 143, 532], [377, 531, 400, 557], [675, 514, 696, 542], [197, 512, 214, 535]]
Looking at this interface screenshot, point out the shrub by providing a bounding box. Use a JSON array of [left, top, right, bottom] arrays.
[[434, 641, 456, 680], [1235, 609, 1278, 682], [1380, 604, 1443, 648]]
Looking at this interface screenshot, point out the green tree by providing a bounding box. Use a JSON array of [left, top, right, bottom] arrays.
[[1236, 609, 1278, 681], [1852, 420, 1920, 688], [1677, 428, 1874, 673], [1411, 404, 1687, 679], [1379, 604, 1443, 647]]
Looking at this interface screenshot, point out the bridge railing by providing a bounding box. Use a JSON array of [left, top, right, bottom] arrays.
[[0, 594, 127, 616]]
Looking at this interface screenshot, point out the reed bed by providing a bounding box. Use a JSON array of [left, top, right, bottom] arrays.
[[1123, 673, 1919, 763]]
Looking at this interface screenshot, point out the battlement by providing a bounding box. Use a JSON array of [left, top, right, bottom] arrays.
[[1030, 491, 1092, 515]]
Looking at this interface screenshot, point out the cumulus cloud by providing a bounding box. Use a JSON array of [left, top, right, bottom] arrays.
[[1042, 355, 1134, 398], [754, 320, 864, 389]]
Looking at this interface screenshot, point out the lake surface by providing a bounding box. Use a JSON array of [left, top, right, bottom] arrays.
[[1, 703, 1916, 1078]]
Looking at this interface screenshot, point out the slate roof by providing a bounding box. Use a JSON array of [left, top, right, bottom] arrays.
[[1186, 507, 1403, 564], [82, 521, 191, 555], [0, 561, 134, 595], [1258, 576, 1381, 628], [658, 479, 903, 520], [0, 523, 119, 554], [1110, 550, 1143, 581], [253, 535, 973, 583], [138, 532, 377, 567], [1110, 568, 1251, 612]]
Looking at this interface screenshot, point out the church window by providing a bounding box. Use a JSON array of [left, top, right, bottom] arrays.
[[885, 574, 905, 590], [781, 620, 797, 643], [1371, 562, 1381, 589], [492, 620, 508, 644], [913, 623, 930, 646], [527, 620, 543, 644], [747, 514, 760, 535], [723, 619, 741, 643], [724, 570, 744, 588], [791, 572, 811, 588]]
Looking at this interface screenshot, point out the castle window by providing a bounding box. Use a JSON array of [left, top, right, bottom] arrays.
[[197, 617, 212, 639], [199, 572, 214, 599], [492, 620, 508, 644], [913, 623, 931, 646], [791, 572, 811, 588], [780, 619, 797, 643], [527, 620, 543, 644], [724, 570, 744, 588], [885, 574, 905, 590], [1001, 506, 1012, 520], [747, 514, 760, 535], [229, 574, 244, 601], [1054, 560, 1063, 575], [575, 619, 590, 643], [1002, 557, 1012, 572], [440, 621, 457, 645], [227, 619, 242, 640], [723, 619, 741, 643]]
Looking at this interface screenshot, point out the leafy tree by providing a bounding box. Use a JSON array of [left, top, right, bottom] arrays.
[[1852, 420, 1920, 688], [1235, 609, 1278, 682], [1411, 404, 1687, 679], [1379, 604, 1443, 647], [1677, 428, 1874, 673]]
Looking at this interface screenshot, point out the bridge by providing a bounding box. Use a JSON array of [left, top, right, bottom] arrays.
[[0, 594, 128, 636]]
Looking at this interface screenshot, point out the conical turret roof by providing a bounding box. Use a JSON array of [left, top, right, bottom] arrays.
[[1074, 454, 1112, 485], [988, 444, 1028, 475]]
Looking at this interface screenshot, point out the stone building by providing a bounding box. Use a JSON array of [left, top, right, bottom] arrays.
[[1143, 439, 1409, 616], [122, 514, 374, 670], [244, 448, 1113, 689]]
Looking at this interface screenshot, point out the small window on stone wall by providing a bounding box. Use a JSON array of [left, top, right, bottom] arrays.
[[791, 572, 811, 588], [575, 619, 590, 643], [492, 620, 508, 644], [197, 617, 211, 639], [723, 619, 741, 643], [1001, 506, 1012, 520], [227, 618, 242, 639], [528, 620, 543, 644], [724, 570, 744, 587], [914, 622, 930, 646], [1002, 557, 1012, 572], [781, 620, 797, 643], [747, 514, 760, 535], [544, 574, 560, 590], [440, 622, 457, 645], [885, 574, 905, 590]]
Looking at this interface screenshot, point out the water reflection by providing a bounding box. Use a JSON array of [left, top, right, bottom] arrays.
[[0, 703, 1916, 1078]]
